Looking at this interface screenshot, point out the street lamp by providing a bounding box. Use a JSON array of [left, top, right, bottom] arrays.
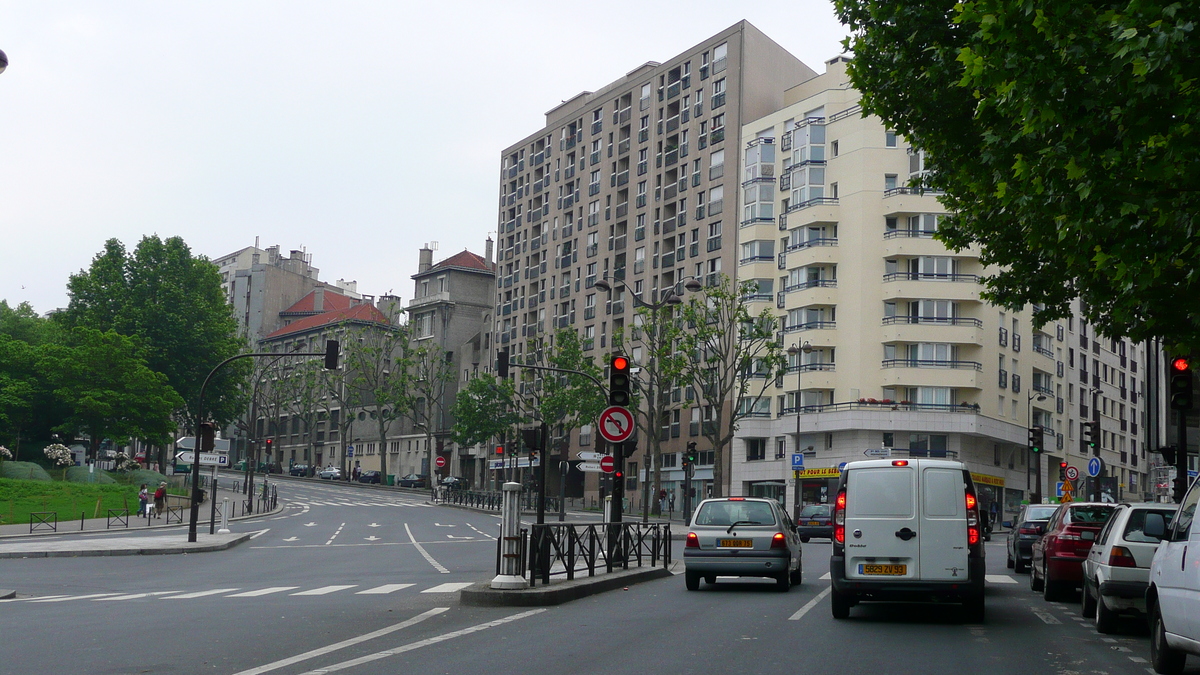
[[1028, 392, 1048, 503], [593, 273, 702, 523], [0, 49, 8, 75], [787, 342, 814, 517]]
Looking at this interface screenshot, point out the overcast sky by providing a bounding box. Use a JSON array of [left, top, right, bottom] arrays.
[[0, 2, 850, 315]]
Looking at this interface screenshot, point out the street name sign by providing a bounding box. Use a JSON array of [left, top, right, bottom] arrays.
[[864, 447, 891, 458], [577, 452, 607, 461], [174, 452, 228, 467], [578, 462, 602, 472], [597, 406, 635, 443]]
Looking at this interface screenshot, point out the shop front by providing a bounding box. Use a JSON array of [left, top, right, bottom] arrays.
[[796, 467, 842, 506], [970, 472, 1006, 526]]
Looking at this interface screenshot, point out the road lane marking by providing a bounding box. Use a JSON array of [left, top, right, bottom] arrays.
[[249, 528, 270, 539], [30, 593, 122, 603], [325, 523, 346, 546], [0, 595, 68, 603], [356, 584, 414, 595], [95, 591, 179, 601], [292, 585, 356, 596], [1031, 608, 1061, 624], [985, 575, 1017, 584], [226, 587, 299, 597], [818, 572, 831, 580], [788, 587, 831, 621], [162, 588, 240, 599], [229, 607, 448, 675], [421, 583, 473, 594], [293, 609, 546, 675], [405, 523, 449, 574]]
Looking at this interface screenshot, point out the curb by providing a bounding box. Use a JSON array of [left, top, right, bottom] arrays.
[[459, 564, 673, 607], [0, 500, 283, 541], [0, 532, 253, 559], [0, 589, 14, 600]]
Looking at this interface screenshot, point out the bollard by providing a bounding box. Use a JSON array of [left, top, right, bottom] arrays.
[[81, 512, 85, 531], [217, 498, 231, 534], [491, 482, 528, 589]]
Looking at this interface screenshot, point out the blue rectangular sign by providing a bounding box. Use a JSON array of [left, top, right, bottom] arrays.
[[791, 454, 805, 469]]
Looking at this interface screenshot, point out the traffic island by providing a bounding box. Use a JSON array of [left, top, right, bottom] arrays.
[[0, 589, 14, 599], [0, 532, 252, 558], [459, 562, 675, 607]]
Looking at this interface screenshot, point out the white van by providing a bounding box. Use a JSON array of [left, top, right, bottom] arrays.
[[830, 458, 986, 620]]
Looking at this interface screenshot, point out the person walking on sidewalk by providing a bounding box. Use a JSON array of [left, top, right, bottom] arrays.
[[137, 484, 149, 517], [153, 482, 167, 519]]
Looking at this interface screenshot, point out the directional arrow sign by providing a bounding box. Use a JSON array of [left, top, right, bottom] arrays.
[[282, 537, 298, 542], [304, 522, 317, 527], [577, 452, 607, 461], [364, 536, 380, 541], [367, 523, 381, 528], [577, 462, 603, 472], [864, 447, 891, 458], [598, 406, 635, 443]]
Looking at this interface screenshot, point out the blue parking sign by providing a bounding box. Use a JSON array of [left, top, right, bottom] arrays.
[[791, 454, 805, 470]]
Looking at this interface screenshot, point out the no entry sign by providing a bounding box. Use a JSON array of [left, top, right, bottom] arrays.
[[600, 455, 615, 473], [435, 456, 447, 468]]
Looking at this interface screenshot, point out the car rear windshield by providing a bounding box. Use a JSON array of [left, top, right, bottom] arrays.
[[798, 504, 831, 518], [1066, 505, 1116, 524], [1123, 509, 1177, 543], [1025, 506, 1058, 521], [695, 501, 777, 527]]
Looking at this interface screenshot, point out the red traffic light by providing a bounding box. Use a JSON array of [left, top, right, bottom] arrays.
[[614, 470, 623, 479], [495, 445, 504, 455], [612, 356, 629, 371], [1060, 461, 1068, 469], [1173, 357, 1190, 372]]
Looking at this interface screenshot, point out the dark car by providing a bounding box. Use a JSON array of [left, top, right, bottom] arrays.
[[289, 464, 309, 477], [1030, 502, 1116, 601], [1007, 503, 1060, 572], [358, 470, 382, 484], [397, 474, 428, 488], [795, 503, 832, 542], [440, 476, 465, 490]]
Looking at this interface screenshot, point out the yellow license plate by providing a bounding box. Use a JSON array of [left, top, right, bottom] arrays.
[[719, 539, 753, 548], [859, 564, 906, 576], [808, 521, 820, 526]]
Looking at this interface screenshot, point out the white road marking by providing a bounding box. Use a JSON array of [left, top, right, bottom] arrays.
[[405, 523, 449, 574], [435, 523, 455, 527], [283, 537, 299, 542], [304, 522, 317, 527], [292, 609, 546, 675], [163, 588, 240, 599], [420, 583, 473, 594], [94, 591, 178, 601], [818, 572, 831, 580], [356, 584, 414, 595], [226, 587, 299, 597], [985, 575, 1018, 584], [788, 587, 832, 621], [446, 535, 474, 540], [1129, 656, 1148, 663], [30, 593, 121, 603], [229, 608, 448, 675], [1031, 608, 1061, 624], [292, 585, 356, 596], [0, 595, 68, 602], [465, 523, 496, 539], [249, 528, 270, 539], [325, 523, 346, 545], [364, 536, 381, 541]]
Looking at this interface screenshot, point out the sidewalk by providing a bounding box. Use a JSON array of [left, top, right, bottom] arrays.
[[0, 532, 253, 559]]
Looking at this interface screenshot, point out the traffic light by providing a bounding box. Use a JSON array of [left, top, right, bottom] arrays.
[[1083, 421, 1098, 449], [1028, 427, 1044, 453], [199, 422, 215, 453], [324, 340, 340, 370], [1059, 461, 1068, 481], [609, 355, 631, 406], [1159, 445, 1178, 465], [685, 441, 698, 465], [496, 349, 510, 378], [1170, 357, 1194, 411], [495, 444, 505, 455], [264, 438, 273, 455]]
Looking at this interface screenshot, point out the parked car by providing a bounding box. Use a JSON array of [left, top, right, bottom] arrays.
[[1030, 502, 1116, 601], [1007, 503, 1060, 572], [440, 476, 466, 490], [684, 496, 802, 592], [829, 459, 986, 621], [1081, 502, 1178, 633], [795, 503, 832, 542], [397, 474, 428, 488], [1145, 479, 1200, 674], [233, 460, 272, 473], [357, 470, 382, 484], [289, 464, 309, 477], [317, 466, 342, 480]]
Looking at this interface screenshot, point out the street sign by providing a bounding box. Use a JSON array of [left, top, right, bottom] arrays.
[[577, 452, 607, 461], [1087, 457, 1104, 478], [837, 462, 848, 471], [600, 455, 616, 473], [346, 445, 354, 457], [174, 452, 228, 467], [1056, 481, 1065, 498], [864, 447, 891, 458], [1064, 465, 1079, 482], [597, 406, 635, 443], [577, 462, 603, 472], [1190, 470, 1199, 479], [791, 453, 805, 470], [434, 456, 447, 468]]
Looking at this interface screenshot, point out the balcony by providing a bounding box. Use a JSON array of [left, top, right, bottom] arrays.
[[739, 254, 774, 266], [787, 362, 836, 373], [881, 316, 983, 345], [784, 320, 836, 333], [883, 359, 981, 371]]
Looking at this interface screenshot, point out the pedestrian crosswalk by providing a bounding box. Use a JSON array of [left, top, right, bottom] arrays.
[[1, 581, 475, 605], [291, 501, 432, 508]]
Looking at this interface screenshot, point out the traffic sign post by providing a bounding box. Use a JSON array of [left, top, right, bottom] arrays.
[[435, 456, 447, 469], [598, 406, 635, 443]]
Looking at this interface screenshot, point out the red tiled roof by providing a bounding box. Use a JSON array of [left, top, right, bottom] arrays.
[[426, 250, 494, 274], [279, 288, 353, 316], [264, 303, 391, 339]]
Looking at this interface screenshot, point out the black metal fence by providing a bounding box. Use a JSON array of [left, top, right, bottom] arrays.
[[435, 488, 562, 513], [29, 512, 56, 534], [106, 509, 128, 529], [520, 521, 672, 586]]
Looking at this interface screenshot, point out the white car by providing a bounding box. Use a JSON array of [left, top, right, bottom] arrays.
[[317, 466, 342, 480], [683, 497, 803, 591], [1145, 479, 1200, 674], [1081, 502, 1178, 633]]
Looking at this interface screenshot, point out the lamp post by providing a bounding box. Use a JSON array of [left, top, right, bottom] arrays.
[[787, 341, 813, 518], [594, 275, 703, 522], [0, 49, 8, 75], [1028, 392, 1048, 503]]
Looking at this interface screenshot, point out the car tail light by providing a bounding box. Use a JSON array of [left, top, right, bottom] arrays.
[[771, 532, 787, 549], [686, 532, 699, 548], [728, 497, 745, 501], [833, 489, 847, 544], [1019, 526, 1040, 535], [1108, 545, 1137, 568], [892, 460, 909, 467]]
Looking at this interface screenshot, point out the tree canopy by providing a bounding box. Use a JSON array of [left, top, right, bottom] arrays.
[[834, 0, 1200, 350]]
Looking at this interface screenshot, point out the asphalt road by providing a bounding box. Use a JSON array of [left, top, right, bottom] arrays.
[[0, 479, 1183, 675]]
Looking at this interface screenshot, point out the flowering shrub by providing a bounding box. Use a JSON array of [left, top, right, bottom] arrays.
[[43, 443, 73, 466], [0, 446, 11, 461], [113, 452, 140, 472]]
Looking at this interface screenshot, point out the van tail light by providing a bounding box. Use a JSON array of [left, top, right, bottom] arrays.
[[1108, 546, 1137, 568], [771, 532, 787, 549], [686, 532, 699, 548], [965, 490, 981, 548], [968, 527, 980, 545], [833, 489, 847, 544]]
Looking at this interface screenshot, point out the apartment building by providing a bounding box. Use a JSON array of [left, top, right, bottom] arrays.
[[495, 21, 817, 504], [727, 56, 1160, 524]]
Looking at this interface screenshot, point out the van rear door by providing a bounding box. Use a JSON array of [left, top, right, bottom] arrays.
[[918, 466, 970, 581], [845, 464, 918, 580]]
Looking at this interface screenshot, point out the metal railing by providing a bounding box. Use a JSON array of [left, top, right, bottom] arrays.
[[106, 509, 129, 529], [524, 521, 672, 586], [881, 358, 982, 370], [30, 512, 56, 534]]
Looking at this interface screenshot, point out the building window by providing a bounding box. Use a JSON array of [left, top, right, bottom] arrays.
[[885, 130, 897, 148], [746, 438, 766, 461], [414, 311, 434, 338]]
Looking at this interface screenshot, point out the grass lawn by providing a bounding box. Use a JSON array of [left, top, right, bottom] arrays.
[[0, 477, 144, 526]]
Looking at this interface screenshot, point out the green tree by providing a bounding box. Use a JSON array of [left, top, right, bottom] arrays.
[[518, 329, 605, 453], [677, 277, 788, 497], [0, 300, 53, 345], [451, 374, 525, 461], [41, 327, 183, 459], [277, 358, 328, 469], [59, 235, 248, 430], [406, 340, 457, 481], [834, 0, 1200, 351], [341, 316, 411, 482]]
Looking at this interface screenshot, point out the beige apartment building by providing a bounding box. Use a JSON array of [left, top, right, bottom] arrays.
[[730, 56, 1163, 524], [495, 22, 817, 504]]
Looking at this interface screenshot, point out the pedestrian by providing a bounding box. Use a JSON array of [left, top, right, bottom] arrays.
[[153, 482, 167, 519], [659, 489, 667, 514], [137, 484, 149, 517], [669, 491, 676, 513]]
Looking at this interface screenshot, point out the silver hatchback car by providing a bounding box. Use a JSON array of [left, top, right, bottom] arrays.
[[683, 497, 803, 591]]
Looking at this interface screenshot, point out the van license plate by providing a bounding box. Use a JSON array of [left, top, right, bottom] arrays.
[[807, 521, 820, 525], [859, 564, 906, 576], [719, 539, 753, 548]]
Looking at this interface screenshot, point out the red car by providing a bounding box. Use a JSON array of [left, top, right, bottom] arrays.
[[1030, 502, 1116, 601]]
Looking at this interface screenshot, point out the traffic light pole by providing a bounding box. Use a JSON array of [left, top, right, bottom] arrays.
[[1176, 407, 1189, 504]]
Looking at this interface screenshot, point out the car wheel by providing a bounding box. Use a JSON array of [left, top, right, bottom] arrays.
[[831, 589, 851, 619], [1042, 564, 1060, 601], [1014, 558, 1028, 573], [776, 570, 791, 592], [1081, 580, 1097, 619], [1006, 552, 1015, 569], [963, 595, 985, 623], [800, 535, 810, 543], [685, 570, 700, 591], [1094, 593, 1118, 634], [790, 562, 803, 586], [1030, 561, 1044, 592], [1150, 602, 1186, 675]]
